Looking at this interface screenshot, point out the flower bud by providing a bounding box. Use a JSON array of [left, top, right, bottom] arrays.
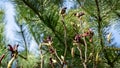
[[71, 47, 75, 57], [61, 55, 64, 61], [74, 34, 85, 45], [95, 52, 99, 64], [107, 32, 112, 43], [59, 7, 67, 15], [74, 12, 85, 18], [49, 48, 55, 54]]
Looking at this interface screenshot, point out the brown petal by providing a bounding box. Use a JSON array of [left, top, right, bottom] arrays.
[[8, 44, 13, 52]]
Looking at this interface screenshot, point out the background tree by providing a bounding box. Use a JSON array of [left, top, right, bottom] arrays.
[[13, 0, 120, 68], [0, 0, 120, 68], [0, 10, 8, 67]]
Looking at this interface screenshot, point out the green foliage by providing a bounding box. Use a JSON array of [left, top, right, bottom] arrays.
[[0, 13, 7, 67], [13, 0, 120, 68], [17, 53, 39, 68], [0, 0, 120, 68]]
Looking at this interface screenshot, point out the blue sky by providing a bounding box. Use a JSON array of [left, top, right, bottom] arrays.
[[109, 19, 120, 47]]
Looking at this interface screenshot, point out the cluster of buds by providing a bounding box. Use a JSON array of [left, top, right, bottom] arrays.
[[43, 36, 55, 55], [43, 36, 53, 46], [74, 34, 85, 45], [74, 29, 94, 44], [49, 47, 55, 54], [83, 29, 94, 42], [8, 44, 19, 57]]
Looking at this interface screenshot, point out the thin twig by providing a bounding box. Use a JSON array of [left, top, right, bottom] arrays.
[[7, 52, 18, 68], [61, 16, 68, 60], [77, 45, 83, 61], [39, 43, 44, 68], [49, 43, 62, 67], [54, 49, 62, 64], [7, 57, 16, 68], [77, 44, 86, 68], [18, 54, 27, 60], [20, 25, 28, 59], [83, 37, 87, 63]]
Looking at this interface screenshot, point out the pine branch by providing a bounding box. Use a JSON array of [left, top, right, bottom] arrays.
[[22, 0, 65, 46], [20, 25, 28, 59], [95, 0, 103, 48]]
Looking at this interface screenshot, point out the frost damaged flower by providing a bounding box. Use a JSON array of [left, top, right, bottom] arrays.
[[74, 34, 85, 45], [73, 28, 94, 45], [8, 44, 19, 57]]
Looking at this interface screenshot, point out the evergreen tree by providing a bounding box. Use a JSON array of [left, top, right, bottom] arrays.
[[0, 0, 120, 68]]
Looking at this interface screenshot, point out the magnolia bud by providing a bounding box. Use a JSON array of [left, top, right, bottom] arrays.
[[61, 55, 64, 61], [107, 32, 112, 43], [89, 53, 93, 58], [95, 52, 99, 64], [71, 47, 75, 57], [59, 7, 67, 15], [52, 59, 57, 63]]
